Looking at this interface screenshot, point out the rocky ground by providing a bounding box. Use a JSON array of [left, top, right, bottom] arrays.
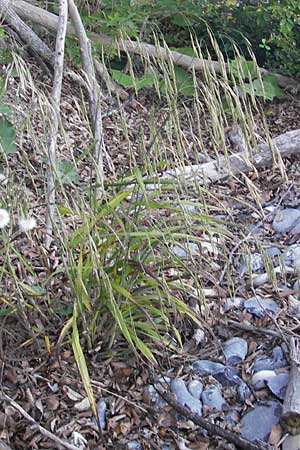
[[1, 55, 300, 450]]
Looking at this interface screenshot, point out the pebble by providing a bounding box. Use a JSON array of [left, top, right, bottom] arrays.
[[238, 380, 251, 402], [224, 296, 245, 312], [201, 384, 226, 410], [171, 378, 202, 415], [96, 400, 107, 430], [192, 360, 239, 387], [267, 372, 289, 400], [272, 208, 300, 233], [192, 360, 226, 375], [225, 409, 239, 428], [143, 384, 167, 409], [213, 367, 240, 387], [223, 337, 248, 365], [244, 295, 279, 317], [253, 346, 288, 371], [240, 401, 282, 442], [282, 434, 300, 450], [239, 253, 264, 275], [127, 441, 142, 450], [170, 243, 199, 258], [283, 244, 300, 273], [293, 279, 300, 290], [188, 380, 203, 399], [265, 246, 281, 258], [252, 370, 277, 390]]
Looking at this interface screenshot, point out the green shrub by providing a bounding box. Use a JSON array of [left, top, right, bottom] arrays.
[[75, 0, 300, 77]]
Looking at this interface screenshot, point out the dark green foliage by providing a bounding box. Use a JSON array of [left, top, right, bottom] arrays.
[[75, 0, 300, 77]]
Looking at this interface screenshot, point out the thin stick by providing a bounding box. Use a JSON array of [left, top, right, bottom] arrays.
[[45, 0, 68, 249], [158, 388, 268, 450], [0, 393, 80, 450]]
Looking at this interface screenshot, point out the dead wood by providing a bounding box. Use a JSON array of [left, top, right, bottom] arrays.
[[0, 0, 54, 65], [281, 337, 300, 435], [0, 393, 80, 450], [45, 0, 68, 249], [161, 129, 300, 186], [11, 0, 299, 91], [158, 387, 268, 450]]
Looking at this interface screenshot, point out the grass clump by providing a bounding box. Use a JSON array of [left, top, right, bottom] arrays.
[[61, 176, 227, 363]]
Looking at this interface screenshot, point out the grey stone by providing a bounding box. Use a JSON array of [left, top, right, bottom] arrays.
[[144, 384, 167, 409], [293, 279, 300, 290], [188, 380, 203, 399], [254, 346, 288, 371], [201, 384, 226, 410], [244, 295, 279, 317], [282, 434, 300, 450], [265, 247, 281, 258], [192, 360, 239, 387], [238, 381, 251, 402], [192, 360, 226, 375], [239, 253, 264, 275], [171, 243, 199, 258], [213, 367, 240, 387], [225, 409, 239, 428], [223, 337, 248, 365], [171, 378, 202, 415], [267, 372, 289, 400], [272, 208, 300, 233], [97, 400, 107, 430], [252, 370, 277, 390], [283, 244, 300, 273], [127, 442, 142, 450], [240, 401, 282, 442], [224, 297, 245, 312]]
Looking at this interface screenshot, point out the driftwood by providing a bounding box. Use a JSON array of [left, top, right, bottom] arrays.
[[161, 128, 300, 186], [281, 337, 300, 435], [11, 0, 299, 91]]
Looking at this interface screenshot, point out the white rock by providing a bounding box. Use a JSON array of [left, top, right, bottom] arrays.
[[252, 370, 277, 390]]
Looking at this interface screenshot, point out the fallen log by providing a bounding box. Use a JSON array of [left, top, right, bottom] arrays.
[[0, 0, 54, 64], [11, 0, 299, 91], [161, 128, 300, 186]]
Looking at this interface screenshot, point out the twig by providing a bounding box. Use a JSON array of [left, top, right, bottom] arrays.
[[45, 0, 68, 249], [158, 388, 268, 450], [0, 393, 80, 450], [221, 319, 284, 339]]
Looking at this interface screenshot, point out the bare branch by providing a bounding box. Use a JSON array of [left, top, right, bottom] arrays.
[[45, 0, 68, 248], [0, 393, 80, 450]]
